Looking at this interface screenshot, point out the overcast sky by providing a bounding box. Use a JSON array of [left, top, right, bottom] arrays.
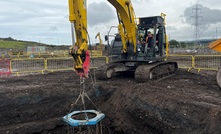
[[0, 0, 221, 45]]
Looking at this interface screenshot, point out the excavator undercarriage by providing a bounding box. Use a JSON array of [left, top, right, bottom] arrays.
[[96, 60, 178, 82]]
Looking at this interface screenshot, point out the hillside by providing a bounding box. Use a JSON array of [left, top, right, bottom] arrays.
[[0, 37, 69, 50], [0, 37, 47, 49]]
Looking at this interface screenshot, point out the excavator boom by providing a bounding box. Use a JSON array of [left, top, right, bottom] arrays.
[[69, 0, 90, 77], [95, 32, 103, 45], [107, 0, 137, 54]]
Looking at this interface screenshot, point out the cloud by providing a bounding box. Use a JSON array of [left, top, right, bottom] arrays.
[[88, 2, 115, 27], [184, 4, 221, 26], [166, 26, 177, 31], [0, 0, 71, 45], [182, 3, 221, 40], [132, 0, 150, 3], [1, 0, 221, 45], [49, 26, 59, 31]]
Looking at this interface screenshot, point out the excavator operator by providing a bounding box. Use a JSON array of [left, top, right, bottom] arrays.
[[146, 32, 153, 48]]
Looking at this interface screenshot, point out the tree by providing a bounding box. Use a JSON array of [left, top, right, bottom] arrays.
[[3, 37, 16, 41], [169, 39, 179, 48], [180, 42, 186, 48]]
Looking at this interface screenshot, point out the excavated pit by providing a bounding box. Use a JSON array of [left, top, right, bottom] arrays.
[[0, 70, 221, 134]]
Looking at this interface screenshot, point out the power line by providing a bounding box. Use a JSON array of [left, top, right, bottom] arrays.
[[190, 4, 203, 46]]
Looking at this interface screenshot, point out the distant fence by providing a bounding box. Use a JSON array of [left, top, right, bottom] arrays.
[[168, 55, 194, 71], [194, 55, 221, 71], [45, 56, 108, 72], [9, 56, 108, 75], [90, 56, 108, 68], [2, 54, 221, 76], [89, 50, 103, 57], [10, 58, 45, 75], [167, 54, 221, 72], [46, 57, 73, 72], [5, 50, 103, 59], [169, 48, 220, 55]]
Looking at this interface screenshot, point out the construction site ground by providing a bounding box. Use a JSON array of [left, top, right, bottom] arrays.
[[0, 69, 221, 134]]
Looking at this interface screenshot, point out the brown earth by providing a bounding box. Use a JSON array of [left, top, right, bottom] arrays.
[[0, 69, 221, 134]]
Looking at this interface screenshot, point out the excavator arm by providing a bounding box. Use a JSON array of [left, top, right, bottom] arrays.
[[107, 0, 137, 54], [68, 0, 90, 77], [95, 32, 103, 46]]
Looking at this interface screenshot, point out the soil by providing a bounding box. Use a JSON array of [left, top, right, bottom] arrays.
[[0, 69, 221, 134]]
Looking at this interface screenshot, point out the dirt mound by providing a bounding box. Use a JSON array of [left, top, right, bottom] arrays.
[[98, 70, 221, 133], [0, 70, 221, 134]]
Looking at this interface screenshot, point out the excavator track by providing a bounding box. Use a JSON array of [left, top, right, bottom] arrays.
[[95, 64, 113, 80], [96, 61, 178, 82], [135, 62, 178, 83], [95, 63, 123, 80]]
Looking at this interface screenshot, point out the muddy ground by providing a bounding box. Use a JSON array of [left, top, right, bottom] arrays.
[[0, 69, 221, 134]]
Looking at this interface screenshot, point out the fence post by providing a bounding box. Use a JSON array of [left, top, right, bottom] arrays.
[[10, 59, 12, 73], [17, 52, 20, 58], [44, 59, 48, 71], [192, 56, 195, 69], [105, 56, 109, 64]]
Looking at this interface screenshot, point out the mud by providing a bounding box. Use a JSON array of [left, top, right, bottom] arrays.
[[0, 70, 221, 134]]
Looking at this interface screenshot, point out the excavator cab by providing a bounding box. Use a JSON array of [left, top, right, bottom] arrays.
[[137, 16, 166, 61], [109, 16, 166, 62]]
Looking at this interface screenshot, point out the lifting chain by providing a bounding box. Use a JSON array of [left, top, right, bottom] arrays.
[[89, 69, 100, 97], [67, 77, 104, 134]]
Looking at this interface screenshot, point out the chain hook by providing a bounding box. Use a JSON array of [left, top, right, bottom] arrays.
[[80, 77, 86, 93]]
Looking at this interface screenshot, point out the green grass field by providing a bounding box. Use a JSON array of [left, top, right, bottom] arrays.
[[0, 38, 69, 51], [0, 40, 26, 48]]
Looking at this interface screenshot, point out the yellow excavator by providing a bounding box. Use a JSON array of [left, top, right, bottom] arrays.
[[96, 0, 178, 82], [95, 32, 104, 51], [68, 0, 177, 82], [208, 38, 221, 88]]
